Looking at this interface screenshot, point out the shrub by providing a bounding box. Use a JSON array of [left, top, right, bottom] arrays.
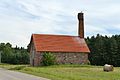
[[42, 52, 56, 66]]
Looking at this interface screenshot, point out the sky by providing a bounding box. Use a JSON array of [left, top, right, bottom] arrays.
[[0, 0, 120, 48]]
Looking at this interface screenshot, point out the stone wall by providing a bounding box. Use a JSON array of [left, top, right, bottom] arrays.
[[31, 52, 89, 66]]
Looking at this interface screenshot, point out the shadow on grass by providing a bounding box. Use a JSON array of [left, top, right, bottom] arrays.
[[9, 65, 27, 70]]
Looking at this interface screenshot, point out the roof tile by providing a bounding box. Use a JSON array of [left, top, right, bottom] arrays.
[[31, 34, 90, 53]]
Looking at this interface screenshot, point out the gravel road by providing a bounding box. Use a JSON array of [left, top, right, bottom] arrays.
[[0, 68, 50, 80]]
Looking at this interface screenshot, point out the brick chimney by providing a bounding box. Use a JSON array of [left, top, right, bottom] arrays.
[[78, 12, 84, 38]]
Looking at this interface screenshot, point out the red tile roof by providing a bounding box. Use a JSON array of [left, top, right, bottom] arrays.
[[31, 34, 90, 53]]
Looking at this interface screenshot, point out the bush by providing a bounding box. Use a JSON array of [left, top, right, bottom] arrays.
[[42, 52, 56, 66]]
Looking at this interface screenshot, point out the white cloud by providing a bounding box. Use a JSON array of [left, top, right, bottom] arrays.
[[0, 0, 120, 48]]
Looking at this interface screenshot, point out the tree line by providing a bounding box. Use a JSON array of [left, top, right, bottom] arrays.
[[86, 34, 120, 67], [0, 34, 120, 66], [0, 43, 29, 64]]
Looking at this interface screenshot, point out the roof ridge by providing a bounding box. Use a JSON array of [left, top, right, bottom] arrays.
[[32, 34, 79, 37]]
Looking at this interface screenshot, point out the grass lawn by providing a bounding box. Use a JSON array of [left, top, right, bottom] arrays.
[[0, 63, 120, 80]]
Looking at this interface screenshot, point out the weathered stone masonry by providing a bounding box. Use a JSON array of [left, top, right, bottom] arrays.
[[33, 52, 89, 66]]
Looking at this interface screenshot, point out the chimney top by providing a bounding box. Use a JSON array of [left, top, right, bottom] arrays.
[[78, 12, 84, 20]]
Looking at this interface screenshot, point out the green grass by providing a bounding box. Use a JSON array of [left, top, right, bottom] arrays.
[[0, 63, 120, 80]]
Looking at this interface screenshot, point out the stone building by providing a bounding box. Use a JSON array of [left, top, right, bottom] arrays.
[[29, 13, 90, 66]]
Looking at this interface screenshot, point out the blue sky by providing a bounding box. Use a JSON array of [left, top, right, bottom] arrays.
[[0, 0, 120, 48]]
